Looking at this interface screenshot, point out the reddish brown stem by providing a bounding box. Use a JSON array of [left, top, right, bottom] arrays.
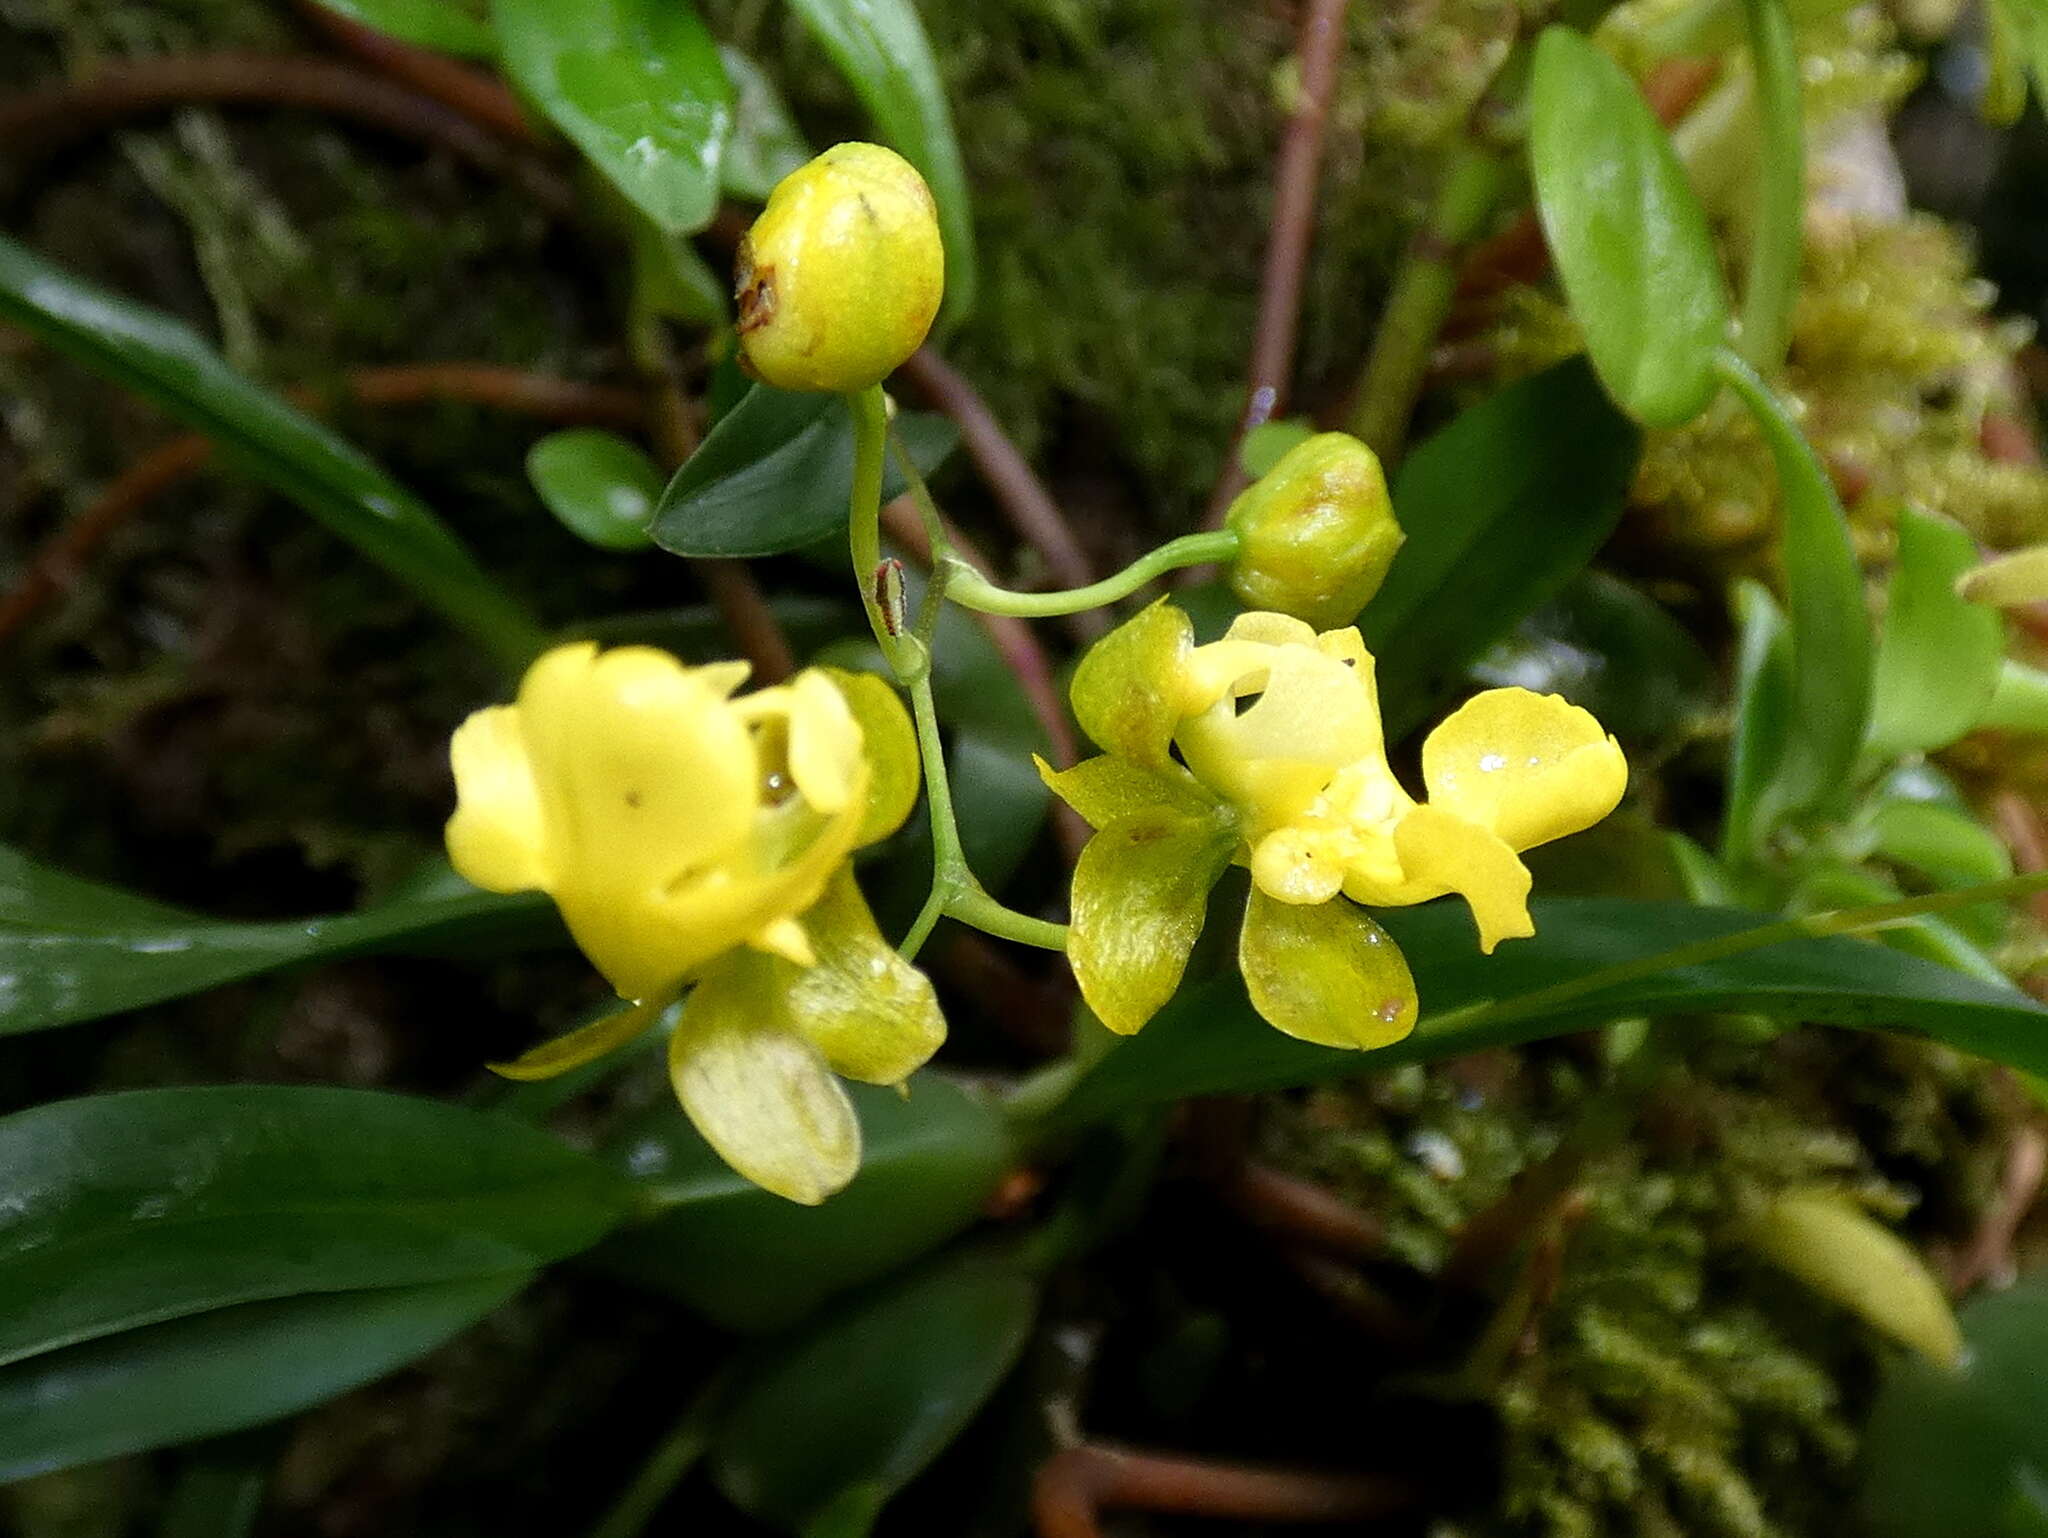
[[1203, 0, 1350, 527], [1033, 1444, 1419, 1538], [1947, 1125, 2046, 1295], [901, 348, 1100, 636], [291, 0, 536, 144], [0, 365, 637, 652], [1223, 1161, 1386, 1262], [0, 54, 574, 215], [1990, 791, 2048, 934]]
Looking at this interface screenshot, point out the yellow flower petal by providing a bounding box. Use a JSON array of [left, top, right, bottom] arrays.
[[669, 956, 860, 1206], [1386, 803, 1536, 953], [780, 670, 864, 817], [749, 914, 817, 966], [1035, 753, 1215, 830], [446, 705, 550, 894], [777, 869, 944, 1083], [1421, 688, 1627, 852], [1068, 808, 1237, 1035], [819, 667, 921, 846], [1249, 821, 1352, 905], [488, 992, 671, 1081], [1069, 599, 1194, 767], [1237, 888, 1416, 1049]]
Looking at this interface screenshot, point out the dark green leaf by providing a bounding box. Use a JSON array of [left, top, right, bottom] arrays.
[[711, 1245, 1039, 1533], [594, 1078, 1010, 1332], [1360, 358, 1642, 737], [0, 1086, 633, 1369], [780, 0, 977, 323], [1528, 28, 1731, 425], [308, 0, 494, 56], [493, 0, 733, 233], [1050, 897, 2048, 1126], [1861, 1278, 2048, 1538], [158, 1439, 273, 1538], [0, 237, 543, 669], [650, 385, 957, 557], [0, 848, 551, 1035], [1867, 506, 2005, 761], [0, 1273, 525, 1482], [1718, 353, 1874, 825], [719, 45, 812, 201], [527, 428, 661, 551]]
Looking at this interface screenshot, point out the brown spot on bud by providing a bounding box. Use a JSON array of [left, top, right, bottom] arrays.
[[734, 237, 775, 337]]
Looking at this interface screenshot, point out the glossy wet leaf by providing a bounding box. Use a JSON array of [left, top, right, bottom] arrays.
[[0, 847, 551, 1036], [719, 44, 811, 200], [0, 1086, 633, 1370], [0, 1273, 524, 1482], [309, 0, 494, 56], [650, 385, 956, 558], [0, 236, 543, 669], [1528, 28, 1730, 426], [594, 1078, 1010, 1332], [1861, 1277, 2048, 1538], [494, 0, 732, 234], [1050, 896, 2048, 1125], [711, 1244, 1039, 1533], [1868, 507, 2003, 760], [1360, 358, 1642, 737], [527, 428, 662, 551], [780, 0, 977, 323], [1720, 354, 1874, 827]]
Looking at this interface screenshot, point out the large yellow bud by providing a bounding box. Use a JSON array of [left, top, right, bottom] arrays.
[[735, 142, 945, 393], [1225, 433, 1404, 630]]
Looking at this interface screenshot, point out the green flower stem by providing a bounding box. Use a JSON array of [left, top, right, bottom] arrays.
[[584, 1369, 731, 1538], [940, 530, 1242, 619], [1740, 0, 1803, 370], [1348, 144, 1513, 458], [845, 390, 1070, 959]]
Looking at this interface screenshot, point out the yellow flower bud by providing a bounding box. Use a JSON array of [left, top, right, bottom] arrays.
[[735, 142, 945, 393], [1225, 433, 1404, 629]]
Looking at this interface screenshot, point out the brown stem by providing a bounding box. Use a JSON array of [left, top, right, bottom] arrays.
[[1223, 1161, 1386, 1262], [1203, 0, 1350, 528], [898, 348, 1104, 643], [880, 494, 1088, 863], [0, 54, 571, 213], [0, 364, 638, 652], [291, 0, 537, 144], [1990, 790, 2048, 934], [1946, 1125, 2046, 1296], [1033, 1444, 1419, 1538]]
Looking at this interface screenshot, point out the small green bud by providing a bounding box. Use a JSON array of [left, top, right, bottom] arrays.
[[736, 142, 945, 394], [1225, 433, 1403, 629]]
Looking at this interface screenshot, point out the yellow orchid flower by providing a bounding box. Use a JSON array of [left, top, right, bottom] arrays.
[[446, 642, 940, 1205], [1041, 604, 1628, 1047]]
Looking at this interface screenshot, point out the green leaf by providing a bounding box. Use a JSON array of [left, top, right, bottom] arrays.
[[1050, 896, 2048, 1126], [1861, 1278, 2048, 1538], [0, 848, 550, 1036], [0, 237, 543, 669], [1983, 659, 2048, 734], [719, 45, 812, 201], [1870, 800, 2014, 892], [1360, 358, 1642, 737], [1528, 28, 1731, 426], [159, 1443, 269, 1538], [0, 1273, 525, 1482], [527, 428, 661, 551], [1719, 352, 1874, 826], [308, 0, 494, 56], [780, 0, 977, 323], [711, 1245, 1038, 1533], [1868, 507, 2004, 760], [1722, 579, 1795, 860], [649, 386, 957, 558], [493, 0, 733, 234], [593, 1077, 1010, 1332], [0, 1086, 633, 1369]]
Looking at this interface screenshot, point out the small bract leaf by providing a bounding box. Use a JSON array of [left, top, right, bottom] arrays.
[[1869, 508, 2005, 759], [526, 429, 661, 552], [1068, 808, 1237, 1036], [1238, 889, 1418, 1050], [1529, 28, 1731, 426]]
